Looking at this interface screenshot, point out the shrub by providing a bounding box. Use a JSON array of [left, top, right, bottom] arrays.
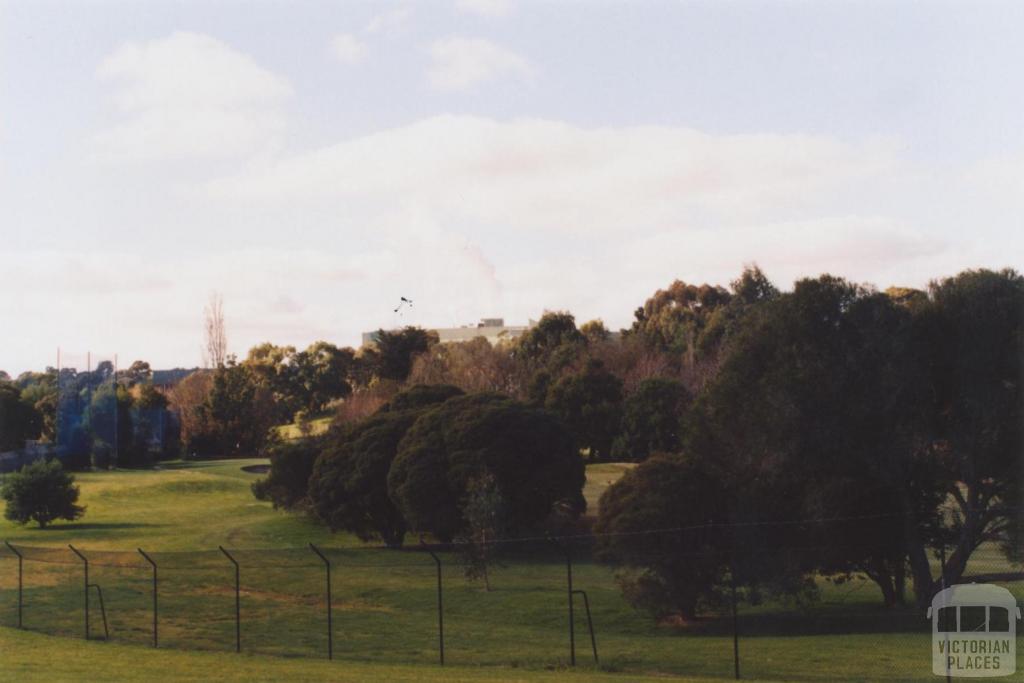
[[251, 437, 324, 510], [594, 453, 728, 621], [1, 459, 86, 528], [306, 384, 464, 546], [388, 392, 586, 541]]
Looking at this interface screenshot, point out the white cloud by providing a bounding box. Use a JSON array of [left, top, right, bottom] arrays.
[[328, 33, 366, 65], [364, 7, 412, 35], [92, 32, 291, 162], [206, 115, 898, 234], [455, 0, 513, 18], [427, 38, 533, 91]]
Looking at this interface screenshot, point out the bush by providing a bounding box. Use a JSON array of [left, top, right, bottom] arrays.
[[594, 453, 728, 621], [1, 459, 86, 528], [610, 378, 688, 462], [251, 437, 324, 510], [306, 384, 464, 546], [388, 392, 586, 541]]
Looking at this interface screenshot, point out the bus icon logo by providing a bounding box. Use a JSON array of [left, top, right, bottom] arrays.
[[928, 584, 1020, 677]]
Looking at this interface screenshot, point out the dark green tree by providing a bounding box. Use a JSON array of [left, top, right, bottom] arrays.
[[251, 436, 325, 510], [545, 359, 624, 461], [207, 358, 278, 456], [610, 377, 688, 462], [594, 453, 730, 620], [1, 459, 86, 528], [371, 327, 438, 382], [388, 392, 585, 541], [0, 381, 39, 451], [917, 269, 1023, 589], [303, 385, 464, 545]]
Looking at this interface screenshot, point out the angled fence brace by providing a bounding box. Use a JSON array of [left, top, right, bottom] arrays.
[[138, 548, 158, 648], [219, 546, 241, 653], [308, 543, 332, 660], [4, 541, 23, 629], [68, 544, 90, 640], [90, 583, 110, 640], [423, 544, 445, 666], [571, 590, 599, 665]]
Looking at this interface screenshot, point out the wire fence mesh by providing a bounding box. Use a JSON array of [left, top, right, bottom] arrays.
[[0, 536, 1021, 681]]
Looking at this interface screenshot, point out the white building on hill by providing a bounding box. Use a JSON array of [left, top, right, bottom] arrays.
[[361, 318, 532, 347]]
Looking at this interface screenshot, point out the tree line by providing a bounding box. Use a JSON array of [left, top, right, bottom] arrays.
[[1, 265, 1020, 620], [247, 266, 1021, 618]]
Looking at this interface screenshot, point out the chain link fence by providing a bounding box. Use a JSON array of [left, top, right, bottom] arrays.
[[1, 536, 1021, 681]]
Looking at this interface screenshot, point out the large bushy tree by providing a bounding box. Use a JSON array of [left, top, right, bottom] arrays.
[[610, 377, 688, 462], [289, 384, 464, 545], [544, 359, 624, 461], [371, 327, 439, 382], [388, 392, 586, 541], [595, 454, 730, 620]]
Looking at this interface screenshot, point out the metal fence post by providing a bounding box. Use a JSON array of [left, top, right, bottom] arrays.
[[219, 546, 240, 653], [731, 561, 740, 680], [424, 547, 445, 666], [309, 543, 332, 660], [567, 546, 576, 667], [138, 548, 158, 648], [4, 541, 23, 629], [68, 544, 89, 640]]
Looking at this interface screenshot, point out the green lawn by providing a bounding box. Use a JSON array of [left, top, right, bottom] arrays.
[[276, 416, 333, 441], [0, 460, 1020, 682], [0, 626, 710, 683]]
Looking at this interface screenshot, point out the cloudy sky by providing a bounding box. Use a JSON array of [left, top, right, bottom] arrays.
[[2, 1, 1023, 375]]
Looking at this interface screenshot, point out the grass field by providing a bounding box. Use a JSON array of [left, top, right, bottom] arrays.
[[0, 459, 1020, 682], [276, 416, 333, 441]]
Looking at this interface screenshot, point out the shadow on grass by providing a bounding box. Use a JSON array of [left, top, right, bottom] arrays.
[[41, 522, 164, 532]]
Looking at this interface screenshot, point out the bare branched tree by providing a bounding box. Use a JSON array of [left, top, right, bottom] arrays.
[[202, 292, 228, 369]]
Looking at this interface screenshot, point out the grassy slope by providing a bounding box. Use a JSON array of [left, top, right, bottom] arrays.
[[0, 626, 716, 683], [0, 460, 1020, 682], [276, 416, 332, 441]]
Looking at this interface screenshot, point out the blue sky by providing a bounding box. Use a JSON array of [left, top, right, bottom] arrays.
[[2, 1, 1023, 374]]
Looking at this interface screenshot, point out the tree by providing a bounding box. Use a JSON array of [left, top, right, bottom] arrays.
[[118, 360, 153, 386], [251, 436, 325, 510], [594, 454, 730, 621], [628, 279, 731, 366], [0, 381, 38, 451], [687, 275, 931, 606], [370, 327, 438, 382], [388, 392, 586, 541], [203, 292, 228, 369], [168, 370, 216, 456], [1, 459, 85, 528], [409, 337, 527, 398], [610, 377, 688, 462], [290, 341, 355, 413], [545, 359, 624, 461], [309, 410, 421, 546], [918, 269, 1023, 590], [458, 470, 510, 591], [304, 385, 464, 546], [513, 311, 585, 372], [579, 319, 611, 343], [207, 358, 278, 456]]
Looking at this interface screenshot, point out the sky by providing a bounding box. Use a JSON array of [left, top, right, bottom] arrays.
[[2, 0, 1023, 375]]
